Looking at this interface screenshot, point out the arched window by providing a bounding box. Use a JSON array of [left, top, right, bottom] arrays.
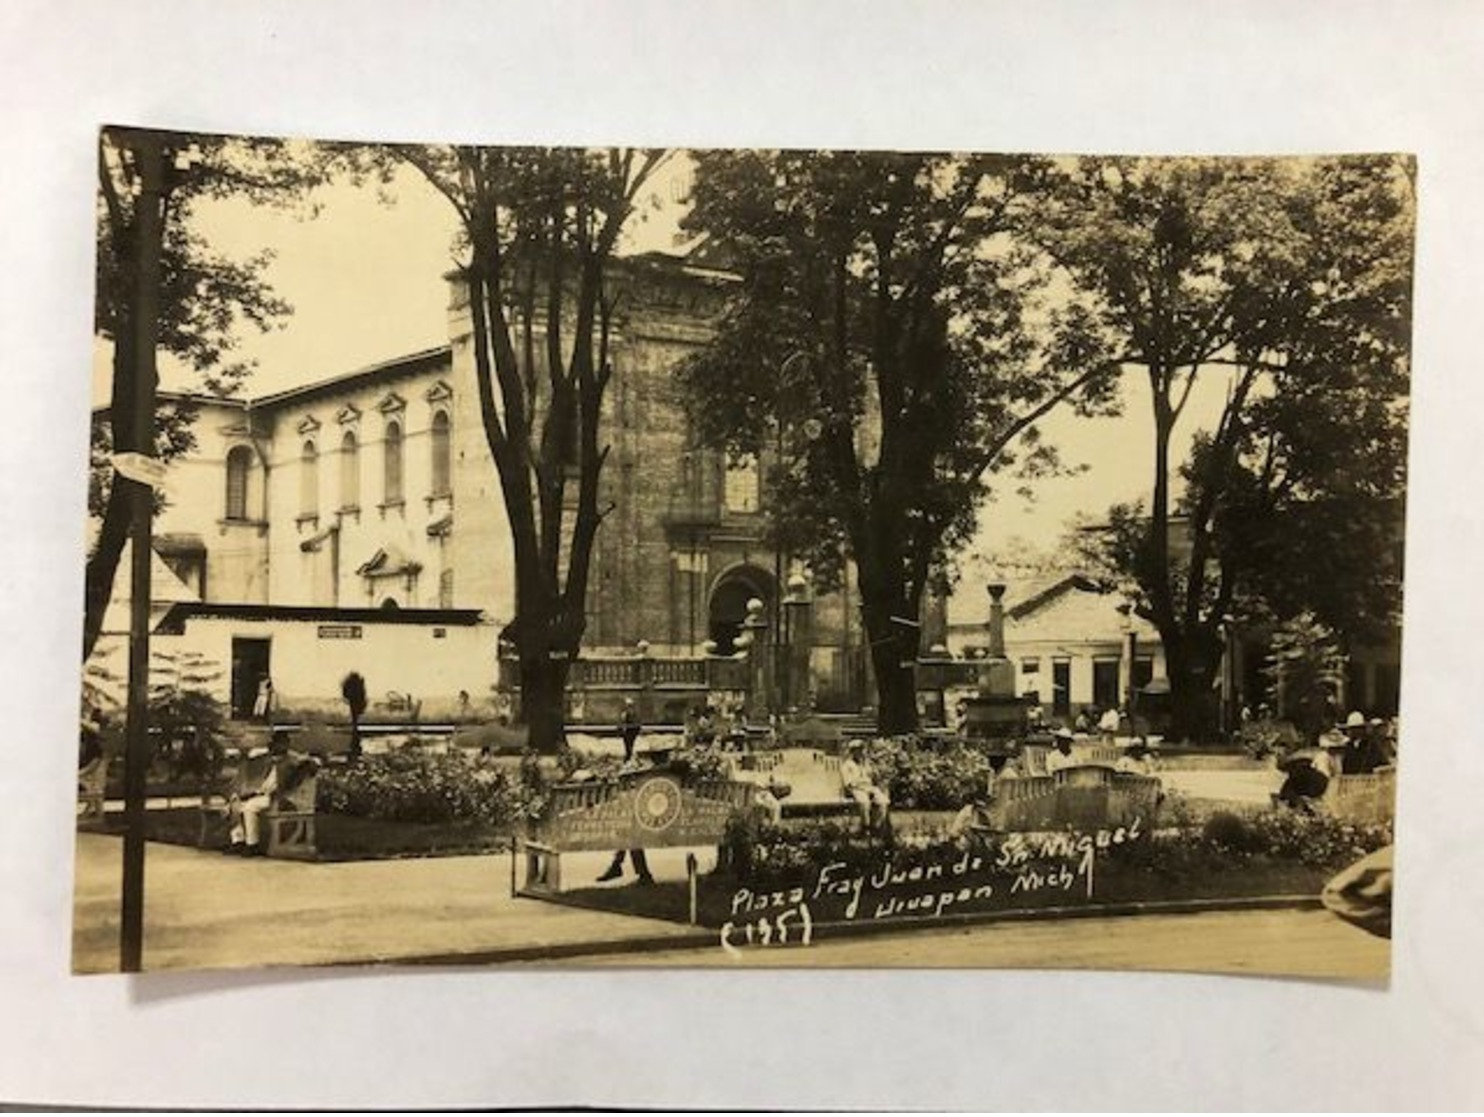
[[430, 410, 451, 497], [300, 439, 318, 517], [225, 445, 252, 520], [340, 430, 359, 509], [384, 420, 403, 504]]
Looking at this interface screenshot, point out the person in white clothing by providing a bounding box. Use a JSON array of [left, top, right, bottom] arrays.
[[840, 740, 890, 832], [227, 731, 291, 856], [1046, 728, 1078, 774], [1116, 737, 1159, 777]]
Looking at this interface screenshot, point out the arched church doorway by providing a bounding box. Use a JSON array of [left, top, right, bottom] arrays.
[[708, 564, 775, 655]]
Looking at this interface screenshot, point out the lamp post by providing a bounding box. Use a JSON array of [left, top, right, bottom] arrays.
[[116, 131, 177, 974], [782, 570, 813, 715], [738, 597, 770, 723], [769, 351, 820, 717]]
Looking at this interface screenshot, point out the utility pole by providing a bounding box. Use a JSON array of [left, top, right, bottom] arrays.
[[119, 130, 165, 973]]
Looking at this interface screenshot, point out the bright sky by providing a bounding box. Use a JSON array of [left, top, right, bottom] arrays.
[[95, 152, 1232, 553]]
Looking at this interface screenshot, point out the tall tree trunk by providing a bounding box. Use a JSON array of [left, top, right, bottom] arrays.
[[82, 482, 132, 661], [518, 652, 571, 753], [856, 557, 921, 735], [1159, 626, 1220, 742]]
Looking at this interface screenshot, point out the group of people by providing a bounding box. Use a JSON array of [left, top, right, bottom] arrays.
[[1275, 710, 1396, 812], [948, 729, 1161, 840]]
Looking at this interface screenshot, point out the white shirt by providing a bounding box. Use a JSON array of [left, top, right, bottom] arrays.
[[1116, 755, 1155, 777], [840, 758, 871, 789]]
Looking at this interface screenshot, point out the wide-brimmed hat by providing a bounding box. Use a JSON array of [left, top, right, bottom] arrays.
[[1345, 711, 1366, 729], [1053, 727, 1075, 742]]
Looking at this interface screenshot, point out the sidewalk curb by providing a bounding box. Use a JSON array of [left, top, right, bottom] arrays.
[[368, 893, 1323, 968]]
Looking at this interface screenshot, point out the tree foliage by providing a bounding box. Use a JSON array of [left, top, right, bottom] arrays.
[[1048, 155, 1414, 737], [679, 150, 1120, 731], [1264, 612, 1346, 743], [85, 128, 330, 661], [391, 144, 668, 749], [147, 649, 228, 789]]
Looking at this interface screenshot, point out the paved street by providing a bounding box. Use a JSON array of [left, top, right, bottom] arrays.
[[560, 907, 1389, 979]]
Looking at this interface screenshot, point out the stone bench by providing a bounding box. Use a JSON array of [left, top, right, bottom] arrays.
[[198, 765, 319, 860]]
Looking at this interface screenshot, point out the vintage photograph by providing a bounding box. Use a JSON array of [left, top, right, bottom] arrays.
[[75, 129, 1411, 977]]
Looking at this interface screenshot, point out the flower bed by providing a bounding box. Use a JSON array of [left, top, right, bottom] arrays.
[[559, 806, 1393, 932], [316, 748, 540, 827], [860, 737, 991, 809]]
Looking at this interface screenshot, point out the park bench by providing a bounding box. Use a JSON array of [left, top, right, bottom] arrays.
[[516, 769, 757, 896], [772, 752, 860, 821], [721, 748, 867, 823], [198, 754, 320, 860], [988, 764, 1161, 833], [1321, 767, 1397, 825], [77, 758, 108, 822]]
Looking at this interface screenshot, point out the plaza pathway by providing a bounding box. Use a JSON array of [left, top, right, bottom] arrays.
[[71, 832, 709, 975]]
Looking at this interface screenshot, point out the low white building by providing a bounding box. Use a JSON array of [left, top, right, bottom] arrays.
[[945, 573, 1165, 719]]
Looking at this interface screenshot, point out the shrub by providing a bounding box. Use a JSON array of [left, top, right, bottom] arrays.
[[317, 751, 519, 826], [863, 737, 989, 810], [1235, 718, 1301, 760], [1108, 807, 1391, 875]]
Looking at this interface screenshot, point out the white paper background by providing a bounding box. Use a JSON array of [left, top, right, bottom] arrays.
[[3, 0, 1482, 1108]]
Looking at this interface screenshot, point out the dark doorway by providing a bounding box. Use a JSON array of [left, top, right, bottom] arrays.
[[230, 637, 271, 721], [1093, 659, 1120, 710], [1052, 660, 1071, 717], [1133, 658, 1155, 692], [708, 566, 773, 655]]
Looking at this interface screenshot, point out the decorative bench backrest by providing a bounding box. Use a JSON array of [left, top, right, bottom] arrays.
[[1019, 744, 1051, 778], [1324, 768, 1397, 825], [276, 770, 319, 814], [990, 765, 1159, 832], [536, 772, 757, 852], [1079, 744, 1123, 767]]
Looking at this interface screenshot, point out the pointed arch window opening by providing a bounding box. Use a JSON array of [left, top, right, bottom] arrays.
[[430, 409, 452, 498], [298, 438, 319, 522], [339, 429, 360, 513], [382, 419, 405, 510]]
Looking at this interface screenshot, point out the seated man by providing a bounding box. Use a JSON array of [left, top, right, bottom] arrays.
[[1116, 737, 1159, 777], [1045, 728, 1078, 774], [840, 739, 890, 833], [949, 752, 1015, 842], [226, 731, 294, 856], [1339, 711, 1389, 775], [1274, 748, 1331, 813]]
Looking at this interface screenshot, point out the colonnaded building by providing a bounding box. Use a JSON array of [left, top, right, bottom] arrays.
[[90, 250, 1401, 728]]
